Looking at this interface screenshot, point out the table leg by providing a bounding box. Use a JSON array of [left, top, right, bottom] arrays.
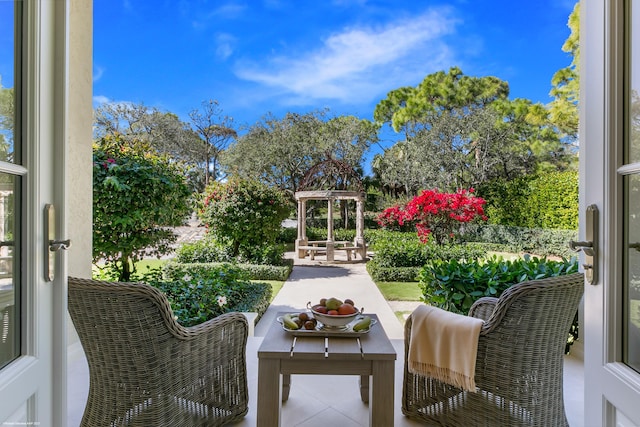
[[257, 358, 282, 427], [370, 360, 394, 427], [282, 374, 291, 402], [359, 375, 369, 403]]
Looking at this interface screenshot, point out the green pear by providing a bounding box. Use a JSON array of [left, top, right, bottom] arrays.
[[325, 297, 343, 311]]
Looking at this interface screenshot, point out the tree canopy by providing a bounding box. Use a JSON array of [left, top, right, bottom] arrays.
[[372, 68, 574, 195], [94, 100, 237, 192], [221, 110, 379, 195], [549, 2, 580, 141]]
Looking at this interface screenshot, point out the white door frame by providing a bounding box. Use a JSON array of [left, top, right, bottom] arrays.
[[582, 0, 640, 425], [0, 1, 69, 425]]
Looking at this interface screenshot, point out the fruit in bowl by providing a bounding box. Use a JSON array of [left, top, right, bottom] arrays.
[[308, 298, 361, 328]]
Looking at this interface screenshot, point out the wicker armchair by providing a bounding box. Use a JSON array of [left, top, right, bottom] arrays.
[[68, 277, 249, 427], [402, 272, 584, 427]]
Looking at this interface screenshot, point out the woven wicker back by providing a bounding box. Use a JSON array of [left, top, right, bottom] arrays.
[[68, 277, 249, 427], [403, 272, 584, 427]]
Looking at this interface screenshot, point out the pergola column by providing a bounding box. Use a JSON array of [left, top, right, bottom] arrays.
[[295, 198, 308, 258], [326, 198, 335, 261], [354, 198, 366, 259]]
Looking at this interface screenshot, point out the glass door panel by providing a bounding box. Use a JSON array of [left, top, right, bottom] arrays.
[[626, 0, 640, 373], [0, 2, 20, 370], [625, 174, 640, 372]]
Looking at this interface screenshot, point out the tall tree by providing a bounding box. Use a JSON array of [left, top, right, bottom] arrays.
[[188, 100, 237, 186], [0, 77, 14, 161], [373, 68, 571, 194], [549, 2, 580, 141], [222, 110, 378, 195]]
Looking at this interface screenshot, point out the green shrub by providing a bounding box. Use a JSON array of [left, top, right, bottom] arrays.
[[366, 262, 422, 282], [164, 260, 293, 282], [277, 227, 298, 244], [175, 237, 234, 264], [366, 235, 487, 282], [93, 134, 192, 281], [373, 241, 487, 268], [418, 254, 579, 315], [176, 235, 286, 266], [199, 177, 291, 257], [478, 171, 578, 230], [460, 224, 577, 258], [149, 264, 272, 327], [305, 227, 356, 242]]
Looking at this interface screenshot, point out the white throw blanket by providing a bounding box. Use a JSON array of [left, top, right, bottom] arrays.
[[408, 304, 484, 392]]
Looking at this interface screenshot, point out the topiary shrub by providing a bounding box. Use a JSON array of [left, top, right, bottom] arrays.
[[199, 177, 291, 260], [93, 134, 192, 281]]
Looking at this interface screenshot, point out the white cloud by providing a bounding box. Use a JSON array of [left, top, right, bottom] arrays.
[[192, 2, 247, 29], [92, 95, 110, 105], [215, 33, 236, 60], [234, 7, 460, 105], [93, 66, 104, 83]]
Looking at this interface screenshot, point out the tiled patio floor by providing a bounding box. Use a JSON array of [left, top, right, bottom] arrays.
[[67, 258, 585, 426]]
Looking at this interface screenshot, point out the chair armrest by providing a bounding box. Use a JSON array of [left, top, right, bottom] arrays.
[[468, 297, 498, 321]]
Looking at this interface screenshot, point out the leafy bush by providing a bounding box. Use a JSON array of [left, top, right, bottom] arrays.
[[460, 223, 577, 258], [418, 254, 579, 315], [176, 235, 286, 266], [366, 232, 487, 282], [277, 227, 298, 244], [373, 241, 487, 268], [93, 134, 192, 281], [366, 263, 422, 282], [164, 260, 293, 282], [150, 264, 272, 327], [175, 237, 234, 264], [478, 171, 578, 230], [199, 177, 291, 258]]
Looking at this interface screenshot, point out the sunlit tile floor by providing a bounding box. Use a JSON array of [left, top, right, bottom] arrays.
[[67, 339, 584, 427]]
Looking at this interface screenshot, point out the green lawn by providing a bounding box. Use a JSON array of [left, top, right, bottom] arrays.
[[374, 281, 422, 301]]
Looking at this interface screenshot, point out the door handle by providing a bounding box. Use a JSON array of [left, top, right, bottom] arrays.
[[569, 204, 598, 285], [49, 239, 71, 252], [44, 204, 71, 282]]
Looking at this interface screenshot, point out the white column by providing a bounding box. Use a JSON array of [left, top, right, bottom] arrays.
[[295, 198, 308, 258], [327, 198, 334, 242], [300, 200, 307, 240], [326, 198, 334, 261], [355, 198, 366, 259]]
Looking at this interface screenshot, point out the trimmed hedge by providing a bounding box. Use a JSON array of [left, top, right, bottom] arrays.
[[176, 235, 287, 266], [460, 224, 577, 258], [164, 260, 293, 282], [477, 171, 578, 230], [366, 236, 487, 282], [366, 263, 422, 282]]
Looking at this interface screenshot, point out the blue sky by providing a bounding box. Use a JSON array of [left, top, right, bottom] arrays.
[[93, 0, 577, 170]]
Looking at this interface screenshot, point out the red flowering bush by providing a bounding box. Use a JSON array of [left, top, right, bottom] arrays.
[[377, 188, 487, 244]]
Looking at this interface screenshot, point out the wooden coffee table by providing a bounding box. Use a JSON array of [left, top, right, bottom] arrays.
[[257, 312, 396, 426]]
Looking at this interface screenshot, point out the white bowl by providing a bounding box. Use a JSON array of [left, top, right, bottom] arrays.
[[309, 304, 360, 328]]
